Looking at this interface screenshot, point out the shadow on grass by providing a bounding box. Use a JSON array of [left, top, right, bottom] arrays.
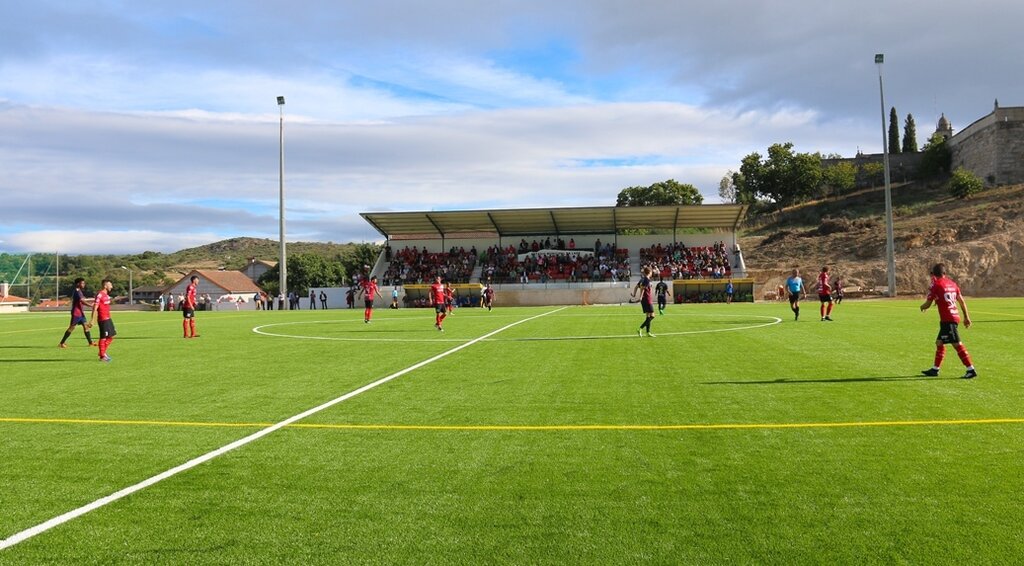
[[704, 374, 960, 385], [0, 359, 84, 363]]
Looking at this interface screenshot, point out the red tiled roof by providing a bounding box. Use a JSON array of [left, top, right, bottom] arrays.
[[189, 270, 264, 293], [0, 294, 30, 304]]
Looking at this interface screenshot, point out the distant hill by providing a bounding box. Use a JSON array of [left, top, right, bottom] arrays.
[[740, 181, 1024, 297], [164, 237, 363, 273]]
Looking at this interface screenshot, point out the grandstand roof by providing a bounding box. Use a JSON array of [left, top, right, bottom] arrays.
[[361, 204, 747, 239]]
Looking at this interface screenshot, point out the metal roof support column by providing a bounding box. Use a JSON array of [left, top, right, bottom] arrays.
[[673, 207, 681, 246], [612, 208, 618, 248], [425, 214, 445, 252]]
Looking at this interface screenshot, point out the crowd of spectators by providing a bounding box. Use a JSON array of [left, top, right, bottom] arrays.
[[481, 240, 630, 284], [639, 241, 732, 280], [380, 245, 478, 286]]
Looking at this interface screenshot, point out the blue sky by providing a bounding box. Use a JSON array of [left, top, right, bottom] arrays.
[[1, 0, 1021, 253]]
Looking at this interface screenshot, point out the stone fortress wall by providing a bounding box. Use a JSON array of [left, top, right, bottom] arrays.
[[824, 102, 1024, 187], [947, 105, 1024, 186]]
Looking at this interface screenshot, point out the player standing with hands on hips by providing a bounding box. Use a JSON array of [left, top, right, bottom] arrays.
[[183, 275, 199, 338], [920, 263, 977, 379]]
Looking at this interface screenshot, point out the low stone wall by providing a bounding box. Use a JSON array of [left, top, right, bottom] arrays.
[[493, 282, 633, 306]]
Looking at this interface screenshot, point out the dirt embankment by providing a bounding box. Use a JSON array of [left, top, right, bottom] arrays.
[[740, 183, 1024, 297]]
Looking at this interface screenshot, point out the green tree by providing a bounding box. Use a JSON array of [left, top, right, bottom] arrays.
[[919, 132, 951, 177], [718, 171, 737, 203], [949, 167, 983, 199], [902, 114, 918, 152], [858, 162, 885, 186], [821, 161, 857, 196], [736, 143, 822, 210], [258, 253, 346, 295], [616, 179, 704, 206], [888, 107, 901, 154], [340, 243, 382, 280]]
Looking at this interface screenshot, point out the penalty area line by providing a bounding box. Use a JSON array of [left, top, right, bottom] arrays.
[[0, 306, 567, 552]]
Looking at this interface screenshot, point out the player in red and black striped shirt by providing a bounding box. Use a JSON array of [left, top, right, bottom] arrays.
[[817, 266, 834, 321]]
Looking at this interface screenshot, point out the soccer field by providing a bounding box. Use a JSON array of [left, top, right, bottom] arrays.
[[2, 299, 1023, 564]]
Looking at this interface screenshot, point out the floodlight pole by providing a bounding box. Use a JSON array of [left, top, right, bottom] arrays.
[[876, 54, 897, 297], [120, 266, 133, 305], [277, 96, 288, 308]]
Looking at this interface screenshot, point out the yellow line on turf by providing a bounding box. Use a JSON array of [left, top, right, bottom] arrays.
[[2, 416, 1023, 431]]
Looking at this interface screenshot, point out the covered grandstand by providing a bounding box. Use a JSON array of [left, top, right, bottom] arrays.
[[360, 204, 752, 306]]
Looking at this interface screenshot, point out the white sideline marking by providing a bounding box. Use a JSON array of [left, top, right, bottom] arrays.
[[0, 307, 567, 551], [253, 313, 782, 343]]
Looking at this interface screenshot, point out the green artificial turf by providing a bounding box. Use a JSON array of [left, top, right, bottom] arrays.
[[1, 300, 1022, 564]]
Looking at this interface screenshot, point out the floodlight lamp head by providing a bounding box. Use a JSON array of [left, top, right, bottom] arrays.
[[874, 54, 884, 64], [277, 96, 285, 105]]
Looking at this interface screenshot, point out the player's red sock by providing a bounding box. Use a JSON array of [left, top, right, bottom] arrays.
[[820, 304, 826, 318], [99, 337, 112, 358], [934, 345, 946, 368], [189, 319, 196, 337], [366, 309, 373, 321], [183, 320, 189, 337], [954, 344, 973, 367], [826, 304, 834, 316]]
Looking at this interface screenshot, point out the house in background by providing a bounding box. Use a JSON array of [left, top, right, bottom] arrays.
[[133, 284, 169, 304], [0, 282, 30, 313], [242, 258, 277, 283], [165, 270, 264, 311]]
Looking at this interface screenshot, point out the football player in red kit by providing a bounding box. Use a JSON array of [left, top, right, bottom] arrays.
[[360, 276, 380, 323], [430, 275, 447, 331], [920, 263, 977, 379], [87, 279, 116, 362], [817, 266, 834, 321], [183, 275, 200, 338]]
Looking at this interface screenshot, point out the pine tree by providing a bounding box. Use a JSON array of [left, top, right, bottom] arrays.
[[888, 107, 901, 154], [902, 114, 918, 152]]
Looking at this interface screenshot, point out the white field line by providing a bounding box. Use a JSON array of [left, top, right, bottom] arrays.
[[0, 306, 567, 551], [253, 313, 782, 343]]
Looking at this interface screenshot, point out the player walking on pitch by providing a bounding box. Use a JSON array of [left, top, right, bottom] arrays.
[[632, 266, 656, 337], [920, 263, 977, 379], [655, 277, 669, 314], [785, 269, 807, 321], [817, 266, 835, 321], [430, 275, 447, 331], [482, 284, 495, 311], [182, 275, 200, 338], [359, 276, 380, 323], [87, 279, 116, 362], [59, 277, 95, 348]]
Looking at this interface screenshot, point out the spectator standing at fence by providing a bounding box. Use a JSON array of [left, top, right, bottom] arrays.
[[320, 291, 328, 309], [725, 279, 734, 304], [391, 286, 400, 309], [309, 289, 317, 310]]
